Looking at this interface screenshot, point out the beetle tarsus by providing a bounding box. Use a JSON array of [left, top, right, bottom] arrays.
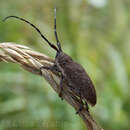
[[76, 105, 84, 114], [76, 103, 89, 114]]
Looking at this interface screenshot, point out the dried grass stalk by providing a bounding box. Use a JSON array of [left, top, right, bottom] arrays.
[[0, 42, 103, 130]]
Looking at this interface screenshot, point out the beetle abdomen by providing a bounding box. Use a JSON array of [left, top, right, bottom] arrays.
[[64, 61, 97, 106]]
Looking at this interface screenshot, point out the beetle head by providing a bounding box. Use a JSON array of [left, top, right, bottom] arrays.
[[55, 52, 72, 68]]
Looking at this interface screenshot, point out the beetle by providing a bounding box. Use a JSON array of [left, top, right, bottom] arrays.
[[3, 9, 97, 113]]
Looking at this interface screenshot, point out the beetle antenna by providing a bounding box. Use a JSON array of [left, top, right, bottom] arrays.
[[3, 16, 59, 52], [54, 8, 62, 52]]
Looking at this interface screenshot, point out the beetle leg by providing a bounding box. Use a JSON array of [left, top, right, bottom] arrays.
[[58, 74, 64, 100], [76, 101, 89, 114], [76, 92, 85, 114], [40, 64, 60, 73], [85, 102, 89, 112], [40, 66, 53, 71], [76, 106, 84, 114], [76, 96, 84, 114], [40, 65, 64, 100]]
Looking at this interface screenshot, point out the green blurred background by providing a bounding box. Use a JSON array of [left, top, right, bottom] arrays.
[[0, 0, 130, 130]]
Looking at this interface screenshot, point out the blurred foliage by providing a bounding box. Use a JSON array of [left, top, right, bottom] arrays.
[[0, 0, 130, 130]]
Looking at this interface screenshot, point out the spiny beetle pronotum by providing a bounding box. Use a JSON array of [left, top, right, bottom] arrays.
[[3, 8, 97, 113]]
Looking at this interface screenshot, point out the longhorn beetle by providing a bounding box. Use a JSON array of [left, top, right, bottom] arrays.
[[3, 9, 97, 113]]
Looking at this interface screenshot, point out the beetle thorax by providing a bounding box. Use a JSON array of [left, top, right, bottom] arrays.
[[55, 52, 72, 74]]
